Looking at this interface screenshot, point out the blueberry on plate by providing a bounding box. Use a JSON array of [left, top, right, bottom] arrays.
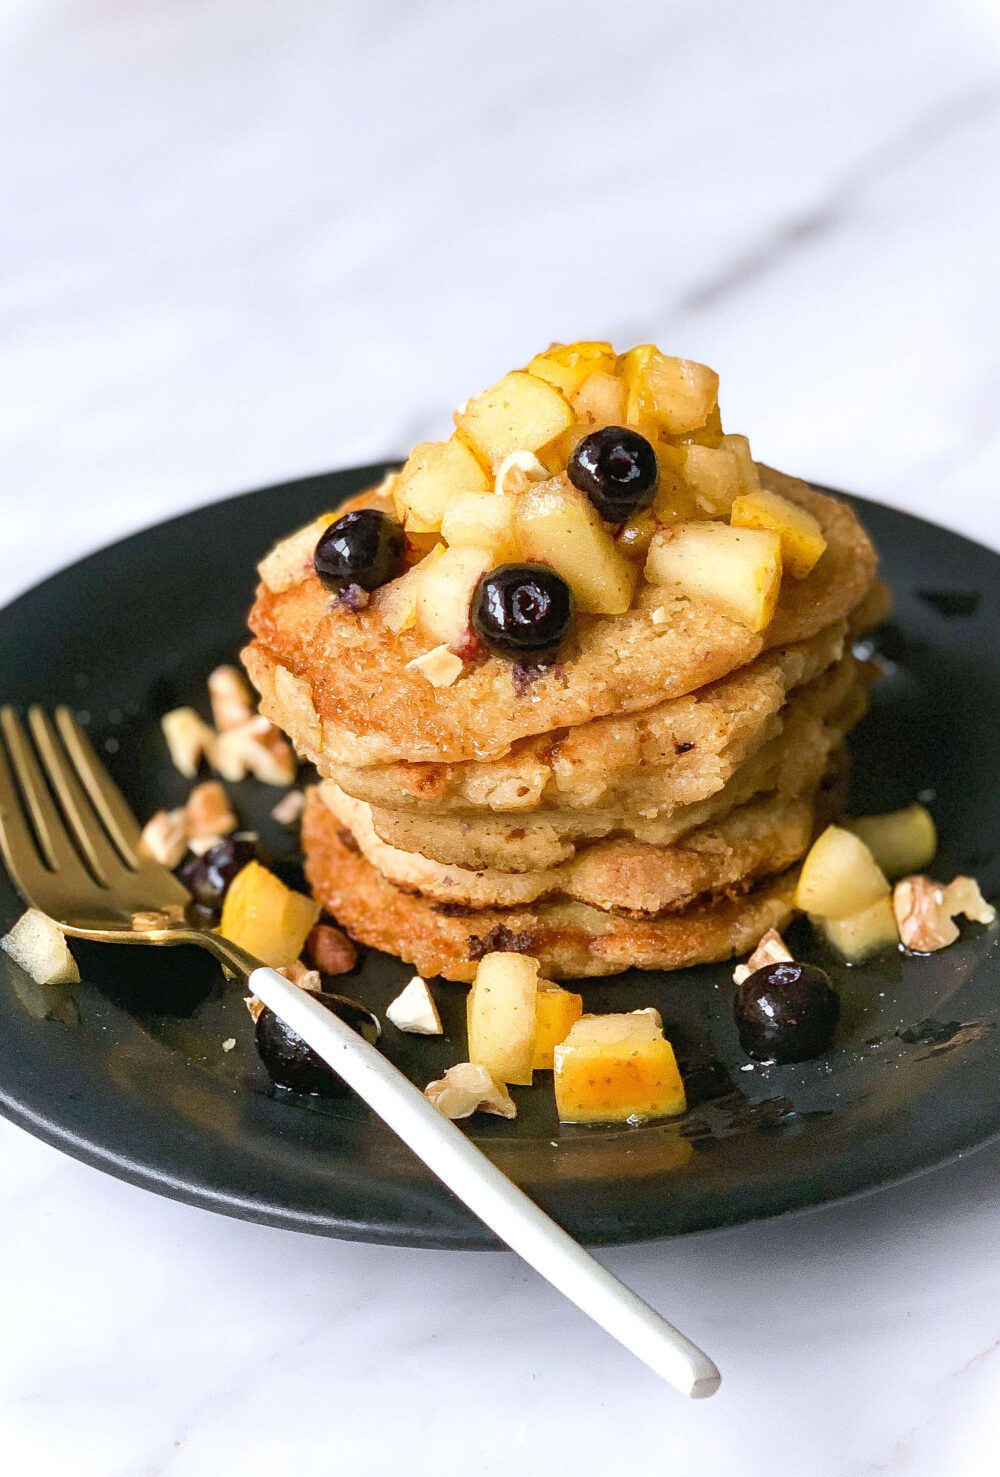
[[255, 994, 380, 1096], [314, 508, 405, 594], [471, 563, 573, 663], [568, 425, 659, 521], [179, 833, 258, 919], [734, 960, 840, 1063]]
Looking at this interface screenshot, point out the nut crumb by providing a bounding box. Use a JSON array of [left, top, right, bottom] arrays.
[[139, 809, 188, 868], [424, 1062, 516, 1120], [245, 994, 265, 1023], [651, 606, 669, 626], [207, 665, 255, 732], [222, 1037, 236, 1052], [277, 960, 323, 993], [405, 645, 464, 688], [734, 927, 793, 984], [271, 789, 306, 826], [184, 780, 237, 840], [161, 709, 214, 779], [306, 923, 358, 975]]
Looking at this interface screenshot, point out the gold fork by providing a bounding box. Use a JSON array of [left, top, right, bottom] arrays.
[[0, 703, 720, 1399]]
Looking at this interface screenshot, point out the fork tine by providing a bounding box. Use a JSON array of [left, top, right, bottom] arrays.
[[28, 707, 132, 887], [0, 725, 62, 907], [0, 707, 82, 875], [54, 706, 143, 865], [54, 706, 189, 909]]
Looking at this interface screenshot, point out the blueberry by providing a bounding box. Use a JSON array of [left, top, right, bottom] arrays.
[[179, 833, 257, 917], [471, 563, 573, 662], [568, 426, 659, 521], [314, 509, 405, 594], [734, 961, 840, 1063], [255, 994, 380, 1095]]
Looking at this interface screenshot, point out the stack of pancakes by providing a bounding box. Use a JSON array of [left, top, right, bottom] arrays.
[[244, 465, 884, 981]]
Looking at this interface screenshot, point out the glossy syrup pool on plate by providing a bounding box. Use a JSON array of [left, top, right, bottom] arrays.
[[0, 467, 999, 1247]]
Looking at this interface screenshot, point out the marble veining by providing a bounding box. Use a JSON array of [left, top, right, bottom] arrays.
[[2, 1, 1000, 1472]]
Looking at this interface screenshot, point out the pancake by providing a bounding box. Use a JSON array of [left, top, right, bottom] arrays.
[[320, 774, 834, 914], [301, 787, 801, 981], [322, 621, 850, 817], [361, 657, 870, 871], [245, 469, 878, 767]]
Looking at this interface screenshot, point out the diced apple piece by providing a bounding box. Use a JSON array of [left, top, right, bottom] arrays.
[[393, 438, 491, 533], [456, 372, 575, 471], [516, 480, 637, 615], [617, 509, 657, 557], [440, 492, 519, 562], [644, 521, 783, 632], [818, 896, 900, 962], [620, 345, 719, 435], [532, 983, 584, 1071], [794, 825, 890, 920], [218, 860, 320, 969], [846, 804, 937, 880], [730, 487, 827, 580], [527, 341, 615, 398], [1, 908, 80, 985], [569, 369, 627, 428], [553, 1010, 687, 1124], [718, 434, 760, 495], [466, 951, 540, 1087], [373, 545, 442, 634], [679, 443, 743, 517], [415, 544, 493, 650]]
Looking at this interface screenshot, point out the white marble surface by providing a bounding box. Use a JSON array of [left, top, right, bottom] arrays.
[[2, 1, 1000, 1471]]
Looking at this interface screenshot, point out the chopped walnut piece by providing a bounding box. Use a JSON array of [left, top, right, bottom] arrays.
[[161, 708, 214, 779], [139, 809, 188, 868], [207, 665, 255, 732], [245, 993, 265, 1023], [306, 922, 358, 975], [210, 716, 297, 786], [271, 789, 306, 826], [494, 449, 549, 495], [894, 876, 960, 952], [894, 874, 997, 952], [733, 927, 794, 985], [184, 780, 238, 840], [277, 960, 323, 993], [424, 1062, 517, 1120], [944, 876, 997, 926]]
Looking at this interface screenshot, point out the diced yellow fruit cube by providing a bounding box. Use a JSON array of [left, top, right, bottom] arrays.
[[466, 951, 540, 1087], [415, 544, 493, 649], [456, 371, 575, 471], [644, 521, 783, 632], [620, 345, 719, 435], [516, 481, 637, 615], [218, 860, 321, 969], [730, 487, 827, 580], [651, 447, 702, 524], [794, 825, 890, 920], [845, 804, 937, 880], [440, 492, 519, 562], [817, 895, 900, 962], [393, 438, 491, 533], [679, 443, 743, 517], [718, 434, 760, 495], [532, 984, 584, 1071], [569, 369, 627, 429], [527, 341, 615, 398], [553, 1011, 687, 1123], [374, 545, 442, 634], [616, 509, 657, 557]]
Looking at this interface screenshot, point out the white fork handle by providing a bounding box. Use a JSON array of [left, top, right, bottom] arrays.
[[249, 967, 721, 1399]]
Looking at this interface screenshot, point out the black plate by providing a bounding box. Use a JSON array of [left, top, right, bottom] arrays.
[[1, 466, 999, 1248]]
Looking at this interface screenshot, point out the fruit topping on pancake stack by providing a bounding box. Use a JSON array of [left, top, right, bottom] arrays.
[[243, 340, 885, 981]]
